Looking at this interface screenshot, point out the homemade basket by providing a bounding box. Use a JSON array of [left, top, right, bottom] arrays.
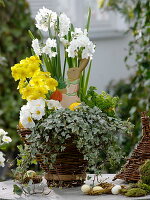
[[17, 127, 87, 187], [113, 112, 150, 182]]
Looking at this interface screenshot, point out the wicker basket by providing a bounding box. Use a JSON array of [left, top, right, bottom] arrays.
[[17, 127, 87, 187], [113, 112, 150, 182]]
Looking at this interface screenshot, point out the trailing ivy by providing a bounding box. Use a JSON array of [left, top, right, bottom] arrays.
[[27, 105, 133, 174]]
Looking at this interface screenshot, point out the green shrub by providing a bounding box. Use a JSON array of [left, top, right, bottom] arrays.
[[103, 0, 150, 157], [0, 0, 38, 66], [0, 0, 38, 178], [82, 86, 119, 117], [0, 57, 22, 147]]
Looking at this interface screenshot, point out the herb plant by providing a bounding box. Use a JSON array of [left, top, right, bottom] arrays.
[[82, 86, 119, 117]]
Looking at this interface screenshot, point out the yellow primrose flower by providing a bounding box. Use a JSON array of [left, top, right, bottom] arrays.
[[21, 85, 34, 98], [29, 76, 45, 87], [28, 86, 48, 100], [17, 67, 29, 80], [27, 63, 40, 77], [45, 78, 58, 91], [69, 102, 81, 111], [11, 64, 21, 81], [17, 79, 28, 93], [33, 71, 51, 78], [20, 55, 41, 65], [11, 64, 30, 80]]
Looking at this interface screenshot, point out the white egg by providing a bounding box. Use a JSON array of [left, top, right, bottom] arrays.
[[81, 184, 91, 193], [92, 186, 103, 192], [111, 185, 122, 194]]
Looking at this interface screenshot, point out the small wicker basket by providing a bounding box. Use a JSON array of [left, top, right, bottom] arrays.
[[17, 127, 87, 187]]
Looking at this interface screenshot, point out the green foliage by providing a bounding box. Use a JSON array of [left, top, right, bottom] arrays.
[[0, 57, 22, 150], [0, 0, 5, 7], [140, 160, 150, 185], [82, 86, 119, 117], [107, 79, 150, 155], [0, 0, 38, 175], [0, 0, 38, 66], [121, 182, 150, 197], [137, 182, 150, 194], [27, 105, 133, 174], [125, 188, 147, 197], [103, 0, 150, 156], [12, 145, 37, 183], [13, 184, 23, 196]]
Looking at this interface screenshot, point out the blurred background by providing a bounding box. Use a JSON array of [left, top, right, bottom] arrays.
[[0, 0, 149, 179]]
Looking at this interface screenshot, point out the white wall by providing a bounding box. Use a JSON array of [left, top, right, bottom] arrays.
[[27, 0, 133, 92], [90, 35, 131, 92]]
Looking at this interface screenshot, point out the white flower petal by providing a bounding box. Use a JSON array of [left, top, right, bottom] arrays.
[[0, 129, 8, 136], [46, 100, 62, 110], [35, 7, 57, 32], [32, 39, 41, 56], [2, 136, 12, 143], [59, 13, 71, 37]]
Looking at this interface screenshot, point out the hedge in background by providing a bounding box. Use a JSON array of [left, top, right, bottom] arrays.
[[0, 0, 38, 66], [0, 0, 38, 178], [100, 0, 150, 155]]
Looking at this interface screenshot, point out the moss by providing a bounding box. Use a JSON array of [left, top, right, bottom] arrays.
[[125, 188, 147, 197], [120, 188, 128, 194], [140, 160, 150, 185], [137, 183, 150, 194], [128, 183, 139, 189]]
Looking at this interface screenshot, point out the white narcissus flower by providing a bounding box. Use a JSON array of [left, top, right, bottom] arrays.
[[20, 113, 35, 129], [66, 34, 95, 59], [60, 38, 69, 46], [0, 129, 8, 136], [46, 100, 62, 110], [42, 38, 57, 58], [66, 28, 95, 59], [46, 38, 57, 48], [31, 106, 45, 120], [72, 28, 88, 38], [59, 13, 71, 37], [2, 136, 12, 143], [35, 7, 57, 32], [0, 152, 5, 167], [32, 39, 41, 56]]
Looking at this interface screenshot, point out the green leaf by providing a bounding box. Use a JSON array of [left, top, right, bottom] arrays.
[[28, 30, 35, 40], [85, 7, 91, 32], [0, 0, 5, 7], [13, 184, 23, 196]]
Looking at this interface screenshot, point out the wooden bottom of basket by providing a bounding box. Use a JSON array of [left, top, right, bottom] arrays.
[[45, 173, 86, 187]]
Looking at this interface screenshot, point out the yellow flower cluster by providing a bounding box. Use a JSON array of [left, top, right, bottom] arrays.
[[11, 56, 58, 100], [69, 103, 81, 111]]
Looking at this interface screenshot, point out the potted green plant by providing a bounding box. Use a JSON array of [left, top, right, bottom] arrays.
[[11, 7, 133, 187]]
